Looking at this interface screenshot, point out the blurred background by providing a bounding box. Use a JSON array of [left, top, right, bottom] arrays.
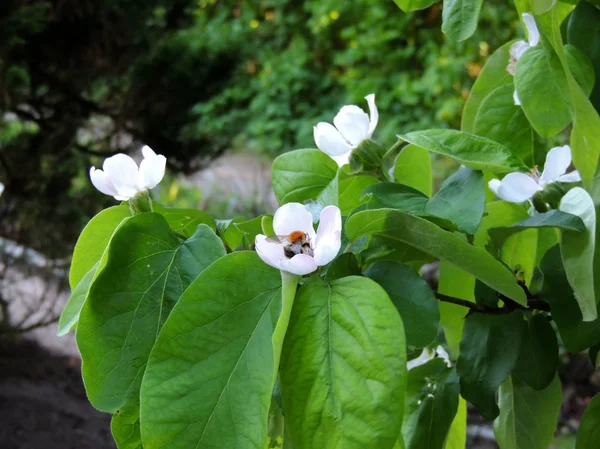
[[0, 1, 596, 448]]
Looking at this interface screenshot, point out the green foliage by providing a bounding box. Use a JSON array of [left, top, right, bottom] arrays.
[[576, 394, 600, 449]]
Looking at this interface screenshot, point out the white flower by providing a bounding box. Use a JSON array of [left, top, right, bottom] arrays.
[[255, 203, 342, 275], [508, 13, 540, 105], [0, 182, 4, 197], [313, 94, 379, 167], [89, 146, 166, 201], [488, 145, 581, 203]]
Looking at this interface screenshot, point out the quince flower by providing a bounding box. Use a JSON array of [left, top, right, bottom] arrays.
[[313, 94, 378, 167], [89, 146, 166, 201], [507, 13, 540, 105], [255, 203, 342, 275], [488, 145, 581, 203]]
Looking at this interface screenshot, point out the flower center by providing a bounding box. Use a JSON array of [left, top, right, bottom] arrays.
[[283, 231, 314, 259], [529, 166, 541, 183]]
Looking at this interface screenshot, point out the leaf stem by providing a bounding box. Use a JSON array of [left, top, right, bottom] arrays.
[[272, 271, 299, 379]]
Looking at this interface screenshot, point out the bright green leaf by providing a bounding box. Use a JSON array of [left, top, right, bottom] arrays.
[[111, 413, 142, 449], [393, 144, 433, 197], [57, 263, 97, 336], [153, 203, 216, 236], [457, 311, 525, 420], [444, 397, 467, 449], [398, 129, 527, 173], [365, 261, 440, 349], [394, 0, 438, 12], [441, 0, 484, 41], [140, 252, 281, 449], [281, 276, 406, 449], [576, 394, 600, 449], [529, 0, 558, 15]]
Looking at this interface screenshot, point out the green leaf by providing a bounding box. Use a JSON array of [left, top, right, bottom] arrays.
[[272, 149, 338, 204], [512, 314, 558, 390], [463, 42, 514, 133], [69, 204, 130, 289], [441, 0, 484, 41], [576, 394, 600, 449], [515, 45, 572, 137], [393, 144, 433, 197], [140, 252, 281, 449], [559, 187, 597, 321], [425, 167, 485, 235], [487, 210, 586, 251], [444, 397, 467, 449], [281, 276, 406, 449], [362, 183, 429, 215], [529, 0, 558, 14], [318, 165, 379, 215], [57, 263, 97, 336], [394, 0, 438, 12], [398, 129, 527, 173], [457, 311, 525, 420], [324, 252, 361, 281], [402, 360, 459, 449], [111, 414, 142, 449], [346, 209, 527, 304], [540, 245, 600, 352], [565, 44, 596, 98], [77, 216, 226, 412], [364, 261, 440, 349], [494, 376, 562, 449], [473, 84, 535, 166], [153, 203, 216, 236]]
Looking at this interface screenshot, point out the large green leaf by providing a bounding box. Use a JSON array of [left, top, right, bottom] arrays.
[[540, 245, 600, 352], [57, 263, 97, 336], [140, 252, 282, 449], [281, 276, 406, 449], [565, 44, 596, 98], [393, 144, 433, 197], [402, 359, 459, 449], [441, 0, 483, 41], [393, 0, 437, 12], [77, 215, 226, 412], [530, 0, 558, 14], [473, 84, 534, 166], [153, 203, 216, 236], [69, 204, 130, 289], [559, 187, 597, 321], [512, 314, 558, 391], [362, 183, 428, 215], [425, 167, 485, 235], [364, 261, 440, 349], [111, 413, 142, 449], [515, 45, 572, 137], [576, 394, 600, 449], [398, 129, 527, 173], [463, 42, 514, 133], [346, 209, 527, 304], [272, 149, 338, 204], [493, 376, 562, 449], [444, 397, 467, 449], [456, 311, 525, 420]]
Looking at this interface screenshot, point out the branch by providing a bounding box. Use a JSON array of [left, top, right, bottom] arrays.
[[435, 292, 550, 315]]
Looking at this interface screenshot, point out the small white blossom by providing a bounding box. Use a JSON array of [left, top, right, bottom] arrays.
[[89, 146, 166, 201], [255, 203, 342, 276], [313, 94, 378, 167], [488, 145, 581, 203], [508, 13, 540, 105]]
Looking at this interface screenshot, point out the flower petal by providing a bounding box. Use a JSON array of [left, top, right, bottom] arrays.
[[313, 206, 342, 266], [90, 167, 119, 198], [365, 93, 379, 138], [513, 89, 521, 106], [313, 122, 353, 157], [102, 153, 141, 199], [273, 203, 316, 240], [494, 172, 542, 203], [507, 40, 530, 76], [333, 105, 370, 146], [522, 13, 540, 47], [557, 170, 582, 183], [331, 152, 351, 167], [540, 145, 572, 185], [138, 146, 167, 189], [488, 178, 501, 195], [255, 234, 285, 270], [279, 254, 318, 275]]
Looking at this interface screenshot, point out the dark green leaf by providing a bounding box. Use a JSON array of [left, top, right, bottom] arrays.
[[281, 276, 406, 449], [441, 0, 484, 41], [140, 252, 281, 449], [425, 167, 485, 235], [346, 209, 527, 304], [494, 376, 563, 449], [272, 149, 338, 204], [365, 261, 440, 349], [457, 311, 525, 420], [566, 44, 596, 97], [576, 394, 600, 449], [77, 216, 226, 412], [153, 203, 216, 236], [398, 129, 527, 173], [324, 252, 360, 281], [362, 183, 428, 215], [403, 359, 459, 449], [513, 314, 558, 390]]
